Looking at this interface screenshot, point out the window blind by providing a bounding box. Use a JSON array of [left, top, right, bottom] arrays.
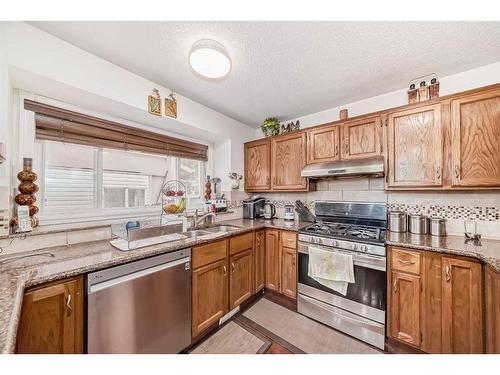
[[25, 99, 208, 161]]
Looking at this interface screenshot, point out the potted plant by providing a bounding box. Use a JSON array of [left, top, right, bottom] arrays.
[[260, 117, 281, 137]]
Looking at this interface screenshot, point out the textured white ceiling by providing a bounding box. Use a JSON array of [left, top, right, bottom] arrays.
[[29, 21, 500, 127]]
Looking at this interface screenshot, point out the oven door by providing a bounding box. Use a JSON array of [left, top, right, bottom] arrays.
[[298, 242, 386, 324]]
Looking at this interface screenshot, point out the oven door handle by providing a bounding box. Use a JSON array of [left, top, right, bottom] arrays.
[[298, 243, 386, 271], [299, 294, 385, 334]]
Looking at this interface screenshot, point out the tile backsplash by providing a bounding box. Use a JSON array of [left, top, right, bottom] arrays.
[[226, 177, 500, 239]]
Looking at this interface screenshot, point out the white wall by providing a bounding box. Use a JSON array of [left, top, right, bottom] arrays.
[[0, 50, 12, 188], [256, 61, 500, 137], [0, 22, 255, 208]]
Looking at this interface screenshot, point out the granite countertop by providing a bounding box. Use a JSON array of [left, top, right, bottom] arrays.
[[0, 218, 307, 354], [386, 231, 500, 272], [2, 218, 498, 354]]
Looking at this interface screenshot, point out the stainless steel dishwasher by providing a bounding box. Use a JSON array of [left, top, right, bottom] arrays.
[[87, 248, 191, 353]]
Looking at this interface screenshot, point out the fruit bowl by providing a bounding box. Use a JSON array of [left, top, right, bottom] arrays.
[[161, 180, 186, 214]]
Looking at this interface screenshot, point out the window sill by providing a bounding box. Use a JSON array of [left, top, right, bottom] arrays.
[[0, 209, 236, 240]]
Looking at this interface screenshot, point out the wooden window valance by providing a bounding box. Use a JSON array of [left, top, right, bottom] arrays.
[[24, 99, 208, 161]]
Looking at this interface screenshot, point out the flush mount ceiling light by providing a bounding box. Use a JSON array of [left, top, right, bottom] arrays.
[[189, 39, 231, 80]]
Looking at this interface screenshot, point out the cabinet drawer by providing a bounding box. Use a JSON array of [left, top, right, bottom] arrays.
[[229, 232, 254, 255], [281, 231, 297, 249], [391, 248, 421, 274], [192, 240, 227, 269]]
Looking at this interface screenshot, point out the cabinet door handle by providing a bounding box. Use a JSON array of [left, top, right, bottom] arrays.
[[335, 144, 339, 156], [393, 278, 398, 293], [344, 139, 349, 154], [454, 165, 460, 179], [386, 159, 390, 183], [436, 166, 441, 180], [231, 262, 235, 273], [223, 265, 227, 275], [397, 259, 415, 265], [445, 266, 451, 282], [66, 294, 72, 317], [292, 255, 296, 266]]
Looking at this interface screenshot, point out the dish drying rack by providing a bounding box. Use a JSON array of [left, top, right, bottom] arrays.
[[110, 215, 189, 252]]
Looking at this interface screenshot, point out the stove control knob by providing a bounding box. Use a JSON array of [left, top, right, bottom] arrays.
[[318, 238, 323, 244], [351, 244, 357, 250], [360, 245, 368, 252], [333, 240, 339, 247]]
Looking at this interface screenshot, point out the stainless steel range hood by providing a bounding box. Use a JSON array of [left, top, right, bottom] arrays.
[[301, 157, 385, 178]]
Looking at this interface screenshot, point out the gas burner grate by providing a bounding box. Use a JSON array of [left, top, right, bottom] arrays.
[[303, 222, 383, 242]]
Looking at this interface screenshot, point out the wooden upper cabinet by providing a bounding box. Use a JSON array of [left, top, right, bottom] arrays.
[[386, 104, 443, 188], [441, 257, 484, 354], [450, 88, 500, 187], [306, 124, 340, 164], [271, 132, 308, 190], [388, 271, 421, 347], [265, 229, 280, 292], [254, 230, 266, 293], [244, 139, 271, 191], [192, 258, 229, 337], [341, 116, 382, 160], [16, 276, 83, 354]]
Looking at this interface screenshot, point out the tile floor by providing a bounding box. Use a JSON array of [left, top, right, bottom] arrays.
[[191, 297, 382, 354]]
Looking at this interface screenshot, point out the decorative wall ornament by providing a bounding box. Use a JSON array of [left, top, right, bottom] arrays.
[[14, 158, 39, 228], [261, 117, 281, 137], [281, 120, 300, 134], [228, 172, 243, 190], [204, 175, 212, 201], [408, 73, 439, 104], [147, 88, 161, 116], [165, 92, 177, 118]]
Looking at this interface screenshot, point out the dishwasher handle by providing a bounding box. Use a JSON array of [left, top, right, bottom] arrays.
[[89, 256, 190, 294]]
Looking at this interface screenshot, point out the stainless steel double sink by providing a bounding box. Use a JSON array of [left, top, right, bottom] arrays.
[[181, 225, 240, 239]]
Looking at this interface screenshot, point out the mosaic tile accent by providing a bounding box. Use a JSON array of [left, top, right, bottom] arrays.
[[229, 200, 500, 222], [388, 204, 500, 222], [228, 199, 315, 211], [227, 200, 244, 210]]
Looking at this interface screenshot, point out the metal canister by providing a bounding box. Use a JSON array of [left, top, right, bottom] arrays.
[[388, 211, 407, 233], [409, 214, 429, 234], [430, 217, 447, 236]]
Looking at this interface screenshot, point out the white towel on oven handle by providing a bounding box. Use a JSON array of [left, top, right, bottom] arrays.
[[307, 246, 355, 296]]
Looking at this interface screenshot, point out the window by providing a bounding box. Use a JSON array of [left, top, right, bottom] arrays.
[[36, 140, 206, 223], [178, 158, 202, 198]]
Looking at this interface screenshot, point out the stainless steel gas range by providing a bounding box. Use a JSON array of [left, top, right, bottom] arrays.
[[297, 201, 387, 350]]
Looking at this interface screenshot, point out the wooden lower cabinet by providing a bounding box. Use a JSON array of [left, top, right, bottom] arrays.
[[388, 271, 421, 347], [280, 246, 297, 299], [264, 229, 297, 299], [387, 246, 486, 353], [420, 251, 443, 354], [16, 276, 83, 354], [442, 256, 484, 354], [192, 233, 257, 338], [265, 229, 280, 291], [229, 248, 253, 309], [254, 229, 266, 293], [192, 258, 229, 337], [485, 266, 500, 353]]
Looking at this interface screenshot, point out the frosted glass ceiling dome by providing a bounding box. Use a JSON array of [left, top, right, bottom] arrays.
[[189, 39, 231, 80]]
